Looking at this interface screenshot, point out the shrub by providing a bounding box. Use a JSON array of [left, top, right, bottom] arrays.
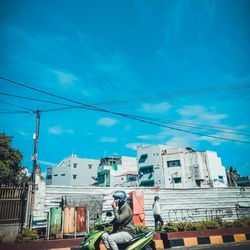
[[162, 222, 178, 232], [16, 228, 39, 242], [136, 224, 149, 233], [162, 217, 250, 232]]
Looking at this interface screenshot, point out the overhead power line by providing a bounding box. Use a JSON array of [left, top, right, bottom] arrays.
[[0, 100, 33, 112], [0, 92, 94, 110], [1, 91, 250, 134], [0, 75, 249, 144]]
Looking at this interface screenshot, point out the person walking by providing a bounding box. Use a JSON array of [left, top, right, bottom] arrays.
[[102, 190, 136, 250], [152, 195, 164, 231]]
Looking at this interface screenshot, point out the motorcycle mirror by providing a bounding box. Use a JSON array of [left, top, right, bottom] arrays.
[[106, 211, 113, 217]]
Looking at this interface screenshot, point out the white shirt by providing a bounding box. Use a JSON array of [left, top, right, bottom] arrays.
[[153, 200, 161, 215]]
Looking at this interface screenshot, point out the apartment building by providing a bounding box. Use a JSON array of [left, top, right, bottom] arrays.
[[96, 156, 137, 187], [46, 154, 99, 186], [137, 145, 228, 188]]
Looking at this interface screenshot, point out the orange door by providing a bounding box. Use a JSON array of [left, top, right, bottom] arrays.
[[76, 207, 87, 232], [130, 190, 145, 224], [63, 207, 75, 234]]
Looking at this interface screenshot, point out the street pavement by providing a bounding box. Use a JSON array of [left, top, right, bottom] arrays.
[[71, 241, 250, 250], [170, 241, 250, 250]]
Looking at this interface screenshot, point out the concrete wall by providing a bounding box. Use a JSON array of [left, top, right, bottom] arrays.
[[0, 224, 20, 243], [42, 186, 250, 228]]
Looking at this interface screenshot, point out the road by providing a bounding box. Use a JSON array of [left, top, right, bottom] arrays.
[[71, 241, 250, 250], [172, 241, 250, 250]]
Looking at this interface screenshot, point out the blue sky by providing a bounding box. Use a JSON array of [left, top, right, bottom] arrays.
[[0, 0, 249, 176]]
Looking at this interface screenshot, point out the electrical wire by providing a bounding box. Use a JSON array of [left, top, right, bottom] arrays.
[[0, 99, 33, 111], [0, 75, 249, 144], [0, 92, 95, 110], [123, 114, 250, 137], [1, 92, 250, 134]]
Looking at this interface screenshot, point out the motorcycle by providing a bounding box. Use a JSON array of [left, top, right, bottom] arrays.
[[80, 212, 156, 250]]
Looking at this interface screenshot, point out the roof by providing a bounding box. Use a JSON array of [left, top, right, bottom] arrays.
[[117, 170, 138, 177]]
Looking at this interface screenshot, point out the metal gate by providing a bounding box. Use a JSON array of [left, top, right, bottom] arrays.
[[0, 184, 29, 228]]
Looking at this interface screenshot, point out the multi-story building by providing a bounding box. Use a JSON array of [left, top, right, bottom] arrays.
[[46, 154, 99, 186], [97, 156, 137, 187], [114, 171, 138, 187], [137, 145, 228, 188]]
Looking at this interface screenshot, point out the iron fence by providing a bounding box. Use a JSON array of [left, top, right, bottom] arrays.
[[0, 184, 28, 225]]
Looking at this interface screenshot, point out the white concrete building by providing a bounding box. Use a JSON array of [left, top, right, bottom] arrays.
[[137, 145, 227, 188], [97, 156, 137, 187], [46, 154, 99, 186]]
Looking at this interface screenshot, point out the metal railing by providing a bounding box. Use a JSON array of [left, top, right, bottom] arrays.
[[0, 184, 28, 225]]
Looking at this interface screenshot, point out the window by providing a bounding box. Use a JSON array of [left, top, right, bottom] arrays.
[[218, 176, 224, 183], [138, 154, 148, 163], [173, 177, 182, 183], [73, 174, 77, 179], [98, 174, 105, 184], [73, 163, 77, 168], [53, 174, 58, 177], [46, 175, 52, 180], [61, 174, 65, 176], [128, 176, 137, 182], [167, 160, 181, 167], [139, 165, 154, 175], [88, 164, 92, 169]]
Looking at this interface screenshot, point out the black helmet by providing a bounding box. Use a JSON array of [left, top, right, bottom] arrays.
[[154, 195, 159, 201], [113, 190, 127, 207]]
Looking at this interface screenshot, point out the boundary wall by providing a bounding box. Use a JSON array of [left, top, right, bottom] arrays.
[[42, 186, 250, 228]]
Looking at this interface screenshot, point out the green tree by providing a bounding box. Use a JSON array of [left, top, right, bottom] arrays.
[[0, 133, 25, 185]]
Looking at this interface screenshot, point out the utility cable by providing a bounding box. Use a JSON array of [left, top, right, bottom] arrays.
[[1, 91, 250, 134], [0, 92, 95, 110], [0, 75, 249, 144], [0, 100, 33, 112]]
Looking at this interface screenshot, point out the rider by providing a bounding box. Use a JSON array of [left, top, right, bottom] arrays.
[[102, 190, 136, 250]]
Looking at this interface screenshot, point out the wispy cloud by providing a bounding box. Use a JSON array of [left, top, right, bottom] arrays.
[[135, 104, 248, 146], [18, 130, 31, 137], [165, 134, 200, 148], [97, 117, 119, 127], [137, 134, 164, 141], [99, 137, 118, 143], [37, 160, 57, 166], [125, 143, 141, 150], [82, 90, 90, 96], [177, 105, 228, 122], [48, 126, 74, 135], [53, 70, 78, 87], [139, 102, 172, 114]]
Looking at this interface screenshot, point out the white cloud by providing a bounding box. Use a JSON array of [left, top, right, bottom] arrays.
[[137, 134, 164, 141], [125, 143, 140, 150], [165, 134, 199, 148], [139, 102, 172, 114], [53, 70, 78, 87], [99, 137, 118, 143], [125, 142, 150, 150], [18, 130, 31, 137], [48, 126, 74, 135], [177, 105, 228, 122], [82, 90, 90, 96], [97, 117, 119, 127], [37, 160, 57, 166]]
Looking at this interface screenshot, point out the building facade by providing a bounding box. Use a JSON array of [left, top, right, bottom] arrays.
[[97, 156, 137, 187], [137, 145, 228, 188], [46, 154, 99, 186]]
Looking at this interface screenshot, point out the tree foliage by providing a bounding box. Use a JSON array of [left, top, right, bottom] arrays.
[[0, 132, 26, 185]]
